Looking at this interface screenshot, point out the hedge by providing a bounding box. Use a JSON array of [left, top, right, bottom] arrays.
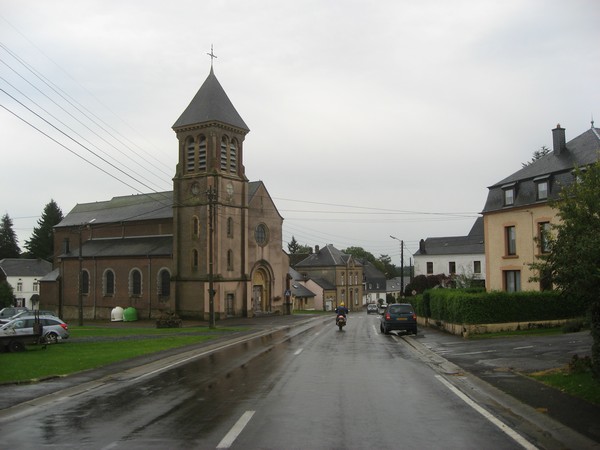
[[407, 289, 587, 324]]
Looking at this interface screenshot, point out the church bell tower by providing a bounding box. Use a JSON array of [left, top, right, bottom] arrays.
[[171, 65, 250, 319]]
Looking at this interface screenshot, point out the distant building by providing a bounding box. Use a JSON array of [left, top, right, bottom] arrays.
[[482, 123, 600, 291], [361, 260, 386, 305], [294, 245, 363, 312], [0, 258, 52, 309], [413, 217, 485, 286]]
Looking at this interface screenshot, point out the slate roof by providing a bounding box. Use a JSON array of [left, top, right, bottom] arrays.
[[295, 244, 359, 268], [56, 192, 173, 228], [291, 282, 315, 298], [482, 126, 600, 213], [172, 67, 249, 132], [57, 181, 265, 229], [309, 277, 336, 290], [414, 217, 484, 256], [0, 258, 53, 277], [59, 236, 173, 259]]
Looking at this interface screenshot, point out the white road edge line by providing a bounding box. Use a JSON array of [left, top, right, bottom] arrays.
[[435, 375, 537, 450], [133, 337, 260, 381], [294, 348, 303, 356], [216, 410, 256, 449]]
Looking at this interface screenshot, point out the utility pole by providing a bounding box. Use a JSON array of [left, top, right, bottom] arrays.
[[390, 235, 404, 298], [207, 185, 217, 329], [78, 226, 83, 326], [78, 218, 95, 326]]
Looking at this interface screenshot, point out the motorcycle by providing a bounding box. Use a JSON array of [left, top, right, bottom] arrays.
[[336, 314, 347, 331]]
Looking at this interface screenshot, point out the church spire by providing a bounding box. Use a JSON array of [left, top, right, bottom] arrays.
[[172, 63, 249, 132]]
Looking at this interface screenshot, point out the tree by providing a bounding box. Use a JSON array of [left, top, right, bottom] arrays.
[[532, 161, 600, 379], [24, 199, 64, 260], [0, 281, 15, 308], [288, 236, 301, 254], [343, 246, 376, 262], [377, 254, 396, 278], [0, 213, 20, 259], [522, 145, 551, 168]]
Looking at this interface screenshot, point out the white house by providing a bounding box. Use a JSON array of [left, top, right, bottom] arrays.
[[0, 258, 53, 309], [413, 218, 486, 287]]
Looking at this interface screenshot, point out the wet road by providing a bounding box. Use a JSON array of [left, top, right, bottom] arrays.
[[0, 314, 535, 449]]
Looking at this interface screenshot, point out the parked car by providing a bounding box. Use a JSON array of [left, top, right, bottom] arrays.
[[380, 303, 417, 335], [0, 309, 57, 324], [0, 307, 29, 320], [367, 304, 378, 314], [0, 315, 69, 344]]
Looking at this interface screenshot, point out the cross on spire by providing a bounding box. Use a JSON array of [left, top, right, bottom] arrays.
[[207, 44, 217, 68]]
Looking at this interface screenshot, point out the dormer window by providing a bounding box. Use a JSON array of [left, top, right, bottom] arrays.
[[502, 183, 516, 206], [534, 175, 550, 201]]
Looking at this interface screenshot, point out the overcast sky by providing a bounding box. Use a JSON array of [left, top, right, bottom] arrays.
[[1, 0, 598, 265]]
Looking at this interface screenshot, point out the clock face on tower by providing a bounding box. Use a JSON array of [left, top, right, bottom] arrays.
[[191, 182, 200, 196]]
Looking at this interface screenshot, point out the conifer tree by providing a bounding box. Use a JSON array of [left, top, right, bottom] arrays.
[[24, 199, 64, 260], [0, 213, 20, 259]]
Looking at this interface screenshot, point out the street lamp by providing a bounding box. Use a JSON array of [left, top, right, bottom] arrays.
[[390, 235, 404, 298]]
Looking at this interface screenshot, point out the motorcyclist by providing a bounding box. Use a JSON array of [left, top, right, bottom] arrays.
[[335, 302, 349, 324]]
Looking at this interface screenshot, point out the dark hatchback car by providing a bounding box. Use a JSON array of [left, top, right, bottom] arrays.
[[380, 303, 417, 335]]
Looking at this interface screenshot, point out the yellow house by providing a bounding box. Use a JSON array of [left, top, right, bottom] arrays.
[[482, 123, 600, 292]]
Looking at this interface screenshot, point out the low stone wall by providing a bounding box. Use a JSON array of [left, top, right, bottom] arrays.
[[418, 316, 569, 337]]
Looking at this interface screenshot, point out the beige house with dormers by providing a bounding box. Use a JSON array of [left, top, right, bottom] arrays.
[[294, 245, 363, 312], [43, 67, 289, 321], [482, 123, 600, 292]]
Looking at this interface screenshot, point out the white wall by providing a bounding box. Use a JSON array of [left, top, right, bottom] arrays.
[[6, 275, 41, 309], [413, 253, 485, 282]]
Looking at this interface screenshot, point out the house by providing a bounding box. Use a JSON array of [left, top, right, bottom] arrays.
[[361, 260, 387, 305], [482, 123, 600, 292], [293, 244, 364, 312], [42, 67, 289, 320], [0, 258, 53, 309], [386, 276, 411, 300], [413, 217, 485, 287]]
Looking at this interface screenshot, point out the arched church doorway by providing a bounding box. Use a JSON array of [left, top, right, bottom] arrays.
[[252, 267, 271, 313]]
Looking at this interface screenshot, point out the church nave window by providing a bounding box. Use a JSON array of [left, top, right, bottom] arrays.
[[130, 269, 142, 296], [158, 269, 171, 297], [104, 269, 115, 296]]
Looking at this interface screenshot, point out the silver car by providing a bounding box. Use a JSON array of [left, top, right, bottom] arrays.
[[0, 315, 70, 343], [0, 309, 57, 325]]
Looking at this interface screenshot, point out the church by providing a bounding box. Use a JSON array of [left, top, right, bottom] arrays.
[[42, 67, 290, 321]]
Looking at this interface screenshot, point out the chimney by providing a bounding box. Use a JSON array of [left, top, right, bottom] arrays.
[[315, 245, 320, 253], [419, 239, 426, 254], [552, 123, 566, 156]]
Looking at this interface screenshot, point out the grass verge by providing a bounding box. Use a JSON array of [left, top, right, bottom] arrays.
[[529, 367, 600, 406], [0, 325, 246, 384]]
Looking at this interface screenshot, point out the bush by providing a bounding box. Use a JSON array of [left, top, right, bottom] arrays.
[[568, 354, 592, 374], [156, 311, 182, 328], [563, 319, 584, 333], [422, 289, 587, 324]]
